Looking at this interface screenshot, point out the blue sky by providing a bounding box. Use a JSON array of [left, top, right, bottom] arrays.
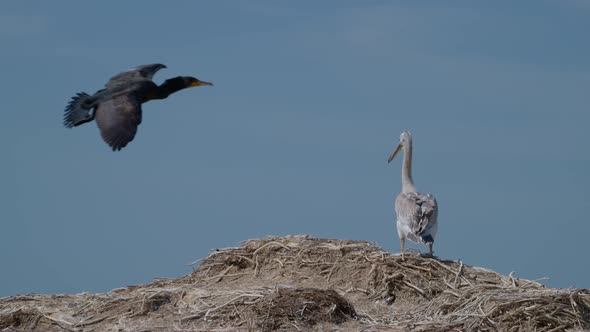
[[1, 1, 589, 297]]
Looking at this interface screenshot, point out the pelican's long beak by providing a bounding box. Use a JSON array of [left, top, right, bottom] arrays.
[[191, 80, 214, 87], [387, 143, 402, 163]]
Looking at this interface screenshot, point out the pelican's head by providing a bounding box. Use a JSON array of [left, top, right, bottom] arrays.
[[388, 130, 412, 163], [399, 130, 412, 144]]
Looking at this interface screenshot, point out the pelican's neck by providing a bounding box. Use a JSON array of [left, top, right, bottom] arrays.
[[401, 141, 416, 193]]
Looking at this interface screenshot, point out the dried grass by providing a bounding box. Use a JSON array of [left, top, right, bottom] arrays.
[[1, 235, 589, 332]]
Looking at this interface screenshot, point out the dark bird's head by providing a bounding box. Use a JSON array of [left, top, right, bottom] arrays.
[[155, 76, 213, 99]]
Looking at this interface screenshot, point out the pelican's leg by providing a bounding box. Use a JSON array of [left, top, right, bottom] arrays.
[[400, 237, 406, 260]]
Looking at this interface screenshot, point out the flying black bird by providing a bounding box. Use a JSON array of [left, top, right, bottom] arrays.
[[63, 64, 212, 151]]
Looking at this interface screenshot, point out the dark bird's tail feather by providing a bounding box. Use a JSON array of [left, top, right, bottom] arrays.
[[63, 92, 94, 128]]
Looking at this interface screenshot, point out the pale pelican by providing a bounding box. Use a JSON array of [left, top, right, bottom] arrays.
[[388, 131, 438, 259]]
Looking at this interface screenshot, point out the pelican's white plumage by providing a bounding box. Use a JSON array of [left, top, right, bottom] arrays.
[[388, 131, 438, 259]]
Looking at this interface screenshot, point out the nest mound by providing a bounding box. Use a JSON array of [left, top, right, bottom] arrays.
[[1, 235, 589, 331], [252, 288, 356, 331]]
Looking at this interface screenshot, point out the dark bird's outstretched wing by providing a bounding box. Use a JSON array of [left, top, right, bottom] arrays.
[[395, 192, 438, 243], [94, 94, 143, 151], [106, 63, 166, 88]]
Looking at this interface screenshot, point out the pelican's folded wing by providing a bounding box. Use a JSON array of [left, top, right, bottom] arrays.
[[396, 192, 438, 243]]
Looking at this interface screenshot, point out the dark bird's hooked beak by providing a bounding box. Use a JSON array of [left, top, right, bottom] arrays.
[[191, 80, 214, 87], [387, 143, 403, 163]]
